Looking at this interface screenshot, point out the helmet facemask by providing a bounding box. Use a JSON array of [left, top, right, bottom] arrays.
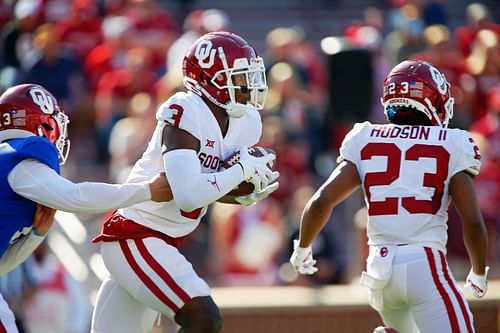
[[34, 110, 70, 165], [52, 110, 70, 165], [212, 54, 267, 118], [182, 32, 268, 118]]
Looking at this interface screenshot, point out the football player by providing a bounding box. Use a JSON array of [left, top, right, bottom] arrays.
[[91, 32, 279, 333], [290, 60, 488, 333], [0, 83, 172, 332]]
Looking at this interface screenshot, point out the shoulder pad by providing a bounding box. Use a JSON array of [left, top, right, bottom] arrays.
[[156, 92, 201, 140], [12, 137, 60, 173]]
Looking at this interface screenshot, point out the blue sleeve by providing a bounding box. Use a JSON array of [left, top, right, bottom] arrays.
[[11, 137, 60, 174]]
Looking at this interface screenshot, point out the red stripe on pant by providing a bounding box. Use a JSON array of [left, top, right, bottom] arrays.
[[135, 239, 191, 303], [438, 251, 474, 333], [0, 320, 7, 333], [424, 247, 460, 333], [119, 240, 180, 313]]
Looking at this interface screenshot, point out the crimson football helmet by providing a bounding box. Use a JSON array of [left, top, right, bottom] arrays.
[[182, 31, 267, 118], [382, 60, 454, 127], [0, 84, 70, 164]]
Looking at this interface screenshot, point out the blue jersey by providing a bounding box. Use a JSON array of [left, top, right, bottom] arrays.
[[0, 137, 59, 257]]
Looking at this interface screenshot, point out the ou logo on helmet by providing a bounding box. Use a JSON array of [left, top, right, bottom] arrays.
[[429, 66, 448, 95], [30, 88, 55, 114], [194, 40, 216, 69]]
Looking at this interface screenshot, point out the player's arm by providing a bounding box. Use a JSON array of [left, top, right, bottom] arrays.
[[449, 171, 488, 275], [161, 125, 274, 211], [290, 160, 360, 274], [8, 160, 172, 214], [298, 160, 361, 247], [0, 204, 55, 275]]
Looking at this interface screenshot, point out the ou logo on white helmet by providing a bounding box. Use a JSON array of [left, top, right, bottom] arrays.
[[429, 66, 448, 95], [30, 88, 55, 114], [195, 40, 216, 69]]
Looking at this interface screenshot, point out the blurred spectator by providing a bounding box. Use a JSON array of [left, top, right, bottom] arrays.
[[41, 0, 72, 23], [343, 7, 391, 123], [410, 25, 469, 126], [470, 87, 500, 262], [422, 0, 448, 27], [383, 3, 427, 65], [85, 15, 133, 92], [0, 0, 42, 87], [281, 186, 341, 286], [463, 29, 500, 121], [108, 92, 157, 182], [462, 30, 500, 121], [24, 241, 92, 333], [23, 23, 88, 116], [101, 0, 128, 16], [258, 116, 312, 205], [122, 0, 178, 74], [455, 2, 500, 58], [94, 47, 157, 161], [0, 2, 11, 29], [165, 8, 230, 86], [210, 199, 286, 286], [0, 258, 38, 333], [266, 62, 315, 137], [265, 26, 328, 108], [54, 0, 103, 63]]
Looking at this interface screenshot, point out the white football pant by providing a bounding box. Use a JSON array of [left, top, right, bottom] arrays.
[[0, 292, 18, 333], [91, 238, 210, 333], [376, 246, 475, 333]]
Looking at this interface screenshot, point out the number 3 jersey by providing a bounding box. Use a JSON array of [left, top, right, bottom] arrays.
[[118, 91, 262, 237], [339, 121, 481, 252]]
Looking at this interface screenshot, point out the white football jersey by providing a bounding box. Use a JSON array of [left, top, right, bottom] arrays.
[[339, 122, 481, 252], [119, 91, 262, 237]]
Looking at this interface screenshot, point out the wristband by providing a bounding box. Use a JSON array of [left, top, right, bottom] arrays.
[[32, 227, 43, 236]]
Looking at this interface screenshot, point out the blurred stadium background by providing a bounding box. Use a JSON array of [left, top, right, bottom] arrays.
[[0, 0, 499, 332]]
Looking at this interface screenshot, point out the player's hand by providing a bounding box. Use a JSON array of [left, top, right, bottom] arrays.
[[235, 181, 280, 206], [465, 266, 489, 298], [289, 239, 318, 275], [149, 173, 173, 202], [238, 146, 278, 192], [32, 204, 56, 236]]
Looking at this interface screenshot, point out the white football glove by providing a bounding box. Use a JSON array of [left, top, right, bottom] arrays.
[[464, 266, 489, 298], [289, 239, 318, 275], [235, 181, 280, 206], [238, 146, 278, 192]]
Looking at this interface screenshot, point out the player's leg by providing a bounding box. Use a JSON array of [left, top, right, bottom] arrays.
[[174, 296, 222, 333], [91, 277, 158, 333], [0, 293, 19, 333], [380, 306, 419, 333], [408, 247, 475, 333], [377, 251, 420, 333], [100, 238, 221, 332]]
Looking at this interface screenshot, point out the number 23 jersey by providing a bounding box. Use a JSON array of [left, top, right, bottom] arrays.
[[339, 121, 481, 252]]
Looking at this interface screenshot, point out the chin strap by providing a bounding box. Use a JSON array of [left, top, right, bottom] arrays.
[[226, 102, 255, 118]]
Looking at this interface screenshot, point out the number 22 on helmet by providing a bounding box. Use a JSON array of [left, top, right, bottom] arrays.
[[0, 84, 70, 164]]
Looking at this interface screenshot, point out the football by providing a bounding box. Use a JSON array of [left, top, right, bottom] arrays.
[[221, 146, 276, 196]]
